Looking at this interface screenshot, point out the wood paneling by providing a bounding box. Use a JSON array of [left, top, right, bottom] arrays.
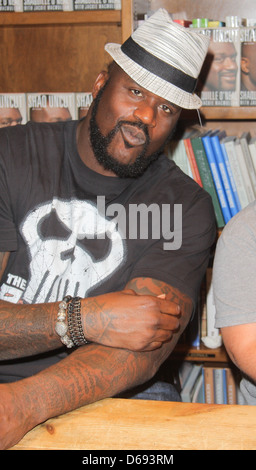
[[0, 23, 121, 92]]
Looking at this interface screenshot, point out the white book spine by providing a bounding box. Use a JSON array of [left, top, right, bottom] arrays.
[[224, 139, 249, 209], [235, 139, 256, 203]]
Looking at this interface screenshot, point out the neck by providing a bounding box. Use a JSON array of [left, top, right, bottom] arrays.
[[76, 115, 117, 177]]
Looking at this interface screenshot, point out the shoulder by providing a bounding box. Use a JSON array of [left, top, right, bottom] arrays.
[[216, 200, 256, 258], [213, 201, 256, 327]]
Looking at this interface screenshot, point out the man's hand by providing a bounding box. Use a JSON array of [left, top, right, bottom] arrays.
[[82, 288, 181, 352]]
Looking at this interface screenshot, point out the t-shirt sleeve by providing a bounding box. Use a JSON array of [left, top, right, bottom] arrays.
[[129, 191, 216, 306], [213, 202, 256, 328], [0, 132, 18, 252]]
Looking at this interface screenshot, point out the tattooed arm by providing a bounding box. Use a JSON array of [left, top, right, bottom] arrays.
[[0, 250, 181, 359], [0, 276, 193, 449]]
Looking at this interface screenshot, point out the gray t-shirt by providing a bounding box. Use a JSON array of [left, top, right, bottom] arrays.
[[213, 200, 256, 405]]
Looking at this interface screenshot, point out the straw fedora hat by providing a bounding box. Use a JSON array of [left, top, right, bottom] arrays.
[[105, 8, 209, 109]]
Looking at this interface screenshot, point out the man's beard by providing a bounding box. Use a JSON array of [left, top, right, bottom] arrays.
[[89, 84, 170, 178]]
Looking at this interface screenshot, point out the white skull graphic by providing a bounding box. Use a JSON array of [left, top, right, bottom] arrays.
[[21, 198, 125, 303]]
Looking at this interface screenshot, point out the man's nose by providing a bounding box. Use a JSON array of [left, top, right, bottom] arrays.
[[224, 57, 237, 69], [133, 102, 157, 127]]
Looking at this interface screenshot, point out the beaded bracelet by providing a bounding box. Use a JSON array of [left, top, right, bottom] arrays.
[[55, 295, 74, 349], [67, 296, 90, 347]]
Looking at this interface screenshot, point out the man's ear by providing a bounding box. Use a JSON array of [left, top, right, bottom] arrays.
[[92, 71, 109, 99], [241, 57, 250, 74]]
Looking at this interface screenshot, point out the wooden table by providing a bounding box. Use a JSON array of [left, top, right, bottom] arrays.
[[10, 398, 256, 450]]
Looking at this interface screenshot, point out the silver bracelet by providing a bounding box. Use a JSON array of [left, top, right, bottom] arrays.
[[55, 295, 74, 349]]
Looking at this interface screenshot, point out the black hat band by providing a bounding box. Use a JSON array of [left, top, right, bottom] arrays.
[[121, 37, 197, 94]]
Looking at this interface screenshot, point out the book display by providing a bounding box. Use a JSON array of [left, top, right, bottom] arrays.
[[0, 0, 121, 11], [240, 27, 256, 106], [195, 27, 241, 107], [75, 92, 93, 118], [27, 92, 77, 122], [0, 93, 27, 126]]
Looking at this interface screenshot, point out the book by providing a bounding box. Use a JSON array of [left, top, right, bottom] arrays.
[[225, 367, 237, 405], [27, 93, 76, 123], [75, 92, 93, 119], [190, 130, 225, 228], [220, 140, 242, 212], [248, 136, 256, 173], [240, 27, 256, 106], [0, 93, 27, 127], [202, 132, 232, 224], [214, 365, 226, 404], [203, 365, 214, 404], [73, 0, 121, 10], [0, 0, 22, 10], [239, 131, 256, 194], [180, 364, 202, 403], [167, 138, 193, 178], [23, 0, 73, 10], [195, 27, 240, 107], [178, 361, 194, 390], [222, 136, 249, 209], [210, 131, 240, 217], [235, 137, 256, 203], [183, 131, 203, 187], [191, 373, 204, 404], [201, 268, 222, 350]]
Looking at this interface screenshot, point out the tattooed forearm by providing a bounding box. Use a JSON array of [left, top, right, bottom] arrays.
[[11, 341, 165, 429], [0, 300, 61, 360]]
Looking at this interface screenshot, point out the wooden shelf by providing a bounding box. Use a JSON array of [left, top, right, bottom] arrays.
[[0, 10, 121, 26], [181, 106, 256, 122], [201, 107, 256, 120], [173, 343, 230, 363]]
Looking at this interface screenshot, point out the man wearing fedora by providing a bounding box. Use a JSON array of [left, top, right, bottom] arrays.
[[0, 9, 215, 449]]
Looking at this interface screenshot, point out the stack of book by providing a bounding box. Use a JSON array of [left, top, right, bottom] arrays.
[[168, 126, 256, 228], [0, 0, 121, 11], [178, 361, 245, 405], [0, 92, 93, 125]]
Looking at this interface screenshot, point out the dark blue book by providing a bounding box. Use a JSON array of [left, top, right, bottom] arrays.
[[210, 131, 240, 217]]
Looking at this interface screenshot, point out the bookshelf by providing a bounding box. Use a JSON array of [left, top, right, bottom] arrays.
[[0, 1, 133, 93]]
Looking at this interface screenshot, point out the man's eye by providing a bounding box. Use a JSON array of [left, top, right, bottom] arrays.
[[131, 89, 143, 96], [160, 104, 171, 114]]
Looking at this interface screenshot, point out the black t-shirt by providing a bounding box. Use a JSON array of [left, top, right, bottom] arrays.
[[0, 120, 216, 381]]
